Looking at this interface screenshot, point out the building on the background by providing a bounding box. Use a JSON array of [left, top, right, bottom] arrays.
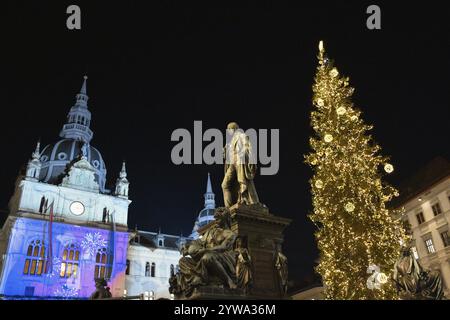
[[125, 229, 188, 299], [190, 173, 216, 239], [124, 173, 215, 298], [393, 157, 450, 297], [0, 76, 131, 299]]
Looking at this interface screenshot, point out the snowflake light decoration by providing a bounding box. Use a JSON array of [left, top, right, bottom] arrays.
[[81, 232, 107, 257], [45, 257, 62, 278], [54, 284, 79, 298]]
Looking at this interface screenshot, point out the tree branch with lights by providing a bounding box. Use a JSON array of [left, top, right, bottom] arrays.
[[305, 41, 408, 299]]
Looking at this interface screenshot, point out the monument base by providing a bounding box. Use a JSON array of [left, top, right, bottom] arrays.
[[229, 204, 291, 299], [190, 203, 292, 300]]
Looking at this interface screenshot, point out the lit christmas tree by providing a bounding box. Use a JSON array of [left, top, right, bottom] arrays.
[[305, 41, 408, 299]]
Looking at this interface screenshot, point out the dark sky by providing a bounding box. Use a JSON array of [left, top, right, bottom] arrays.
[[2, 1, 449, 286]]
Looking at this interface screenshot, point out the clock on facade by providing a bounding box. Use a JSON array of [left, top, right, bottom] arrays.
[[69, 201, 85, 216]]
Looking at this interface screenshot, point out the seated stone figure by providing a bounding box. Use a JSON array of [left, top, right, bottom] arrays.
[[174, 207, 238, 297], [393, 247, 444, 300], [89, 278, 112, 299]]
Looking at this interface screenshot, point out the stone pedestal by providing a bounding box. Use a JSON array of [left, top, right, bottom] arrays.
[[189, 204, 291, 300], [229, 204, 291, 299]]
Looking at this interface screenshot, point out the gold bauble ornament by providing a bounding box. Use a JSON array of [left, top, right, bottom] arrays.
[[324, 134, 333, 143], [317, 98, 325, 107], [345, 202, 355, 212], [384, 163, 394, 173], [329, 68, 339, 78], [351, 115, 358, 121], [315, 180, 324, 189], [376, 273, 388, 284], [336, 107, 346, 115]]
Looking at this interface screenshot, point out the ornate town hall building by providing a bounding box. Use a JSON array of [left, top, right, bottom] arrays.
[[0, 77, 131, 298]]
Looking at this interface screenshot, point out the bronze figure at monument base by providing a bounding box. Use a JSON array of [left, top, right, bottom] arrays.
[[170, 203, 291, 300]]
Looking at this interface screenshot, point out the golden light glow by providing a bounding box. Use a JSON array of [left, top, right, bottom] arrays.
[[384, 163, 394, 173], [304, 41, 408, 300], [319, 40, 324, 52], [344, 202, 355, 212], [336, 107, 346, 115], [315, 180, 324, 189]]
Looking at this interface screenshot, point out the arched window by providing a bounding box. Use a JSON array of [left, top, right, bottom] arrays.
[[170, 264, 174, 277], [145, 262, 150, 277], [94, 248, 112, 280], [158, 240, 163, 247], [151, 262, 156, 277], [23, 240, 46, 276], [126, 260, 130, 275], [60, 244, 80, 278]]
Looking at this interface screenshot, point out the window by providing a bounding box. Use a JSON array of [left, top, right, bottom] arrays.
[[126, 260, 130, 275], [431, 203, 442, 216], [94, 248, 112, 280], [60, 244, 80, 278], [440, 231, 449, 247], [145, 262, 150, 277], [170, 264, 175, 277], [416, 212, 425, 225], [151, 262, 156, 277], [158, 239, 163, 247], [23, 240, 46, 276], [425, 238, 436, 254], [57, 152, 67, 160]]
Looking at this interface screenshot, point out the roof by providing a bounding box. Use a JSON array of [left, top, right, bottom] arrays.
[[391, 156, 450, 208], [130, 230, 189, 250]]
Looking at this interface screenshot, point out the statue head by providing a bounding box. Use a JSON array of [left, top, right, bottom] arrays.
[[94, 278, 107, 288], [226, 122, 239, 136]]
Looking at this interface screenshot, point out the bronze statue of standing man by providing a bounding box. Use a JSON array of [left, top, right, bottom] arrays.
[[221, 122, 260, 207]]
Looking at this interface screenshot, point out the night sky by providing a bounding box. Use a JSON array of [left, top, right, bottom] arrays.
[[2, 1, 449, 287]]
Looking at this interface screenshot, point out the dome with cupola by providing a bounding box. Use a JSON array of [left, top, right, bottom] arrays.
[[36, 76, 107, 192], [190, 173, 216, 238], [39, 139, 106, 190]]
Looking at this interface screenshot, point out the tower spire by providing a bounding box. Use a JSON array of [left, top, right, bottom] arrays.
[[80, 75, 88, 95], [120, 161, 127, 179], [32, 140, 41, 160], [204, 172, 215, 209], [59, 75, 93, 143], [25, 140, 42, 181], [115, 161, 129, 199]]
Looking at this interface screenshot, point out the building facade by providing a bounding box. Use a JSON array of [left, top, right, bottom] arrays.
[[0, 76, 131, 299], [125, 230, 188, 299], [395, 157, 450, 297]]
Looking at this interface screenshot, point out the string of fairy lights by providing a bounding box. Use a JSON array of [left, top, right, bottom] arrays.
[[304, 41, 408, 299]]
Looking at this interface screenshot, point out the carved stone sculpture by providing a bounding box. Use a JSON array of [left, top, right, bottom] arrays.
[[89, 278, 112, 299], [171, 207, 256, 298], [392, 247, 444, 300], [274, 243, 288, 296], [221, 122, 259, 207]]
